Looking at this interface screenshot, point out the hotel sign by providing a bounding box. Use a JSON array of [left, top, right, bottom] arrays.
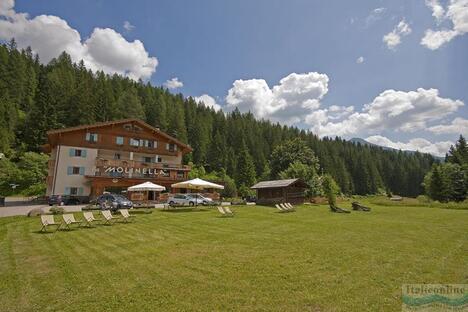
[[103, 166, 170, 177]]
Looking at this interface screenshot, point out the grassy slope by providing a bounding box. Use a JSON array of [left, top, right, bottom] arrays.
[[0, 204, 466, 312]]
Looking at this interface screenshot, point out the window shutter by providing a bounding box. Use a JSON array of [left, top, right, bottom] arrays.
[[86, 133, 90, 141], [67, 167, 73, 175], [64, 187, 70, 195], [79, 167, 85, 175], [154, 141, 158, 148], [78, 187, 84, 195], [174, 145, 178, 151], [81, 150, 87, 158], [69, 148, 75, 157], [166, 143, 169, 150], [95, 134, 98, 142]]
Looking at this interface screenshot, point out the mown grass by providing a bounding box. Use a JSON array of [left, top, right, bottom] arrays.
[[0, 203, 467, 311]]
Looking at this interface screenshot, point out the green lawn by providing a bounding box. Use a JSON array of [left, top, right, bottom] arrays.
[[0, 203, 467, 311]]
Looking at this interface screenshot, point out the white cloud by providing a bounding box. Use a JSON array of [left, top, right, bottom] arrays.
[[226, 72, 329, 124], [123, 21, 135, 32], [194, 94, 222, 111], [306, 88, 464, 138], [0, 1, 157, 80], [383, 20, 412, 49], [356, 56, 364, 64], [428, 117, 468, 134], [421, 0, 468, 49], [164, 77, 184, 89], [426, 0, 446, 22], [366, 7, 387, 26], [366, 135, 453, 157]]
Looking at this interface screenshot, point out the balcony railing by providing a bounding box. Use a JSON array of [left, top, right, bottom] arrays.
[[95, 158, 191, 170]]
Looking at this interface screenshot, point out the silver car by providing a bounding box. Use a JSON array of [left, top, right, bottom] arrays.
[[167, 194, 213, 206]]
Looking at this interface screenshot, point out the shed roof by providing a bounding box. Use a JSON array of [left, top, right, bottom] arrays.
[[251, 178, 307, 189]]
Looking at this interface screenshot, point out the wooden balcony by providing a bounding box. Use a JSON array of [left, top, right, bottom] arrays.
[[95, 158, 191, 171]]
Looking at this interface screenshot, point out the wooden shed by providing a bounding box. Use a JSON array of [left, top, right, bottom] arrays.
[[251, 178, 307, 205]]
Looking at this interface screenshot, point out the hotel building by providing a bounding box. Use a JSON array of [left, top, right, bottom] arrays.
[[44, 119, 192, 199]]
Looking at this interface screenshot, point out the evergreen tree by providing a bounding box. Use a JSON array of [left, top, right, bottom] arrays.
[[235, 140, 256, 188]]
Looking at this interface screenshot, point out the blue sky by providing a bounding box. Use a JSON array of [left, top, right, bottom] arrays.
[[4, 0, 468, 155]]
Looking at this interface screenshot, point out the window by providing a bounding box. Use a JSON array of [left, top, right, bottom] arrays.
[[166, 143, 177, 152], [69, 148, 87, 158], [116, 136, 124, 145], [67, 166, 85, 175], [114, 153, 121, 160], [85, 133, 98, 143], [65, 187, 83, 196], [177, 171, 185, 178], [130, 138, 140, 147], [156, 156, 162, 163], [143, 156, 152, 163]]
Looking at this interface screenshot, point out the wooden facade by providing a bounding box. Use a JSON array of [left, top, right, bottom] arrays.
[[251, 178, 307, 205]]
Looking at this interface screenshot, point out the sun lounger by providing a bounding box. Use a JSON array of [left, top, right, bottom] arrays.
[[82, 211, 100, 227], [329, 204, 351, 213], [275, 204, 288, 213], [101, 210, 118, 225], [60, 214, 82, 230], [217, 206, 233, 217], [223, 206, 234, 215], [285, 203, 296, 211], [280, 203, 294, 212], [40, 215, 60, 232], [119, 209, 135, 222], [351, 202, 371, 212]]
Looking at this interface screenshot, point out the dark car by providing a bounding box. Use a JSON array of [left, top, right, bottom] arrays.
[[96, 193, 133, 211], [48, 195, 82, 206]]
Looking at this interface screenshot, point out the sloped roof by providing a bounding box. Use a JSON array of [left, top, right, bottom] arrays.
[[47, 118, 192, 152], [251, 178, 307, 189]]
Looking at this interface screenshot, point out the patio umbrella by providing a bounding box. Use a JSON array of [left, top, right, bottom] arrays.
[[128, 182, 166, 207], [127, 181, 166, 192], [171, 178, 224, 206], [171, 178, 224, 190]]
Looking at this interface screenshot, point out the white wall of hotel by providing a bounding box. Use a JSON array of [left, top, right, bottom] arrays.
[[47, 145, 98, 196]]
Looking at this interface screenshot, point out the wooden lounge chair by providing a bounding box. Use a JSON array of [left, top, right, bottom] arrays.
[[82, 211, 100, 227], [223, 206, 234, 216], [280, 203, 295, 212], [119, 209, 135, 222], [275, 204, 288, 213], [40, 215, 60, 232], [285, 203, 296, 211], [101, 210, 118, 225], [217, 206, 233, 217], [61, 214, 82, 230], [351, 201, 371, 212], [329, 204, 351, 214]]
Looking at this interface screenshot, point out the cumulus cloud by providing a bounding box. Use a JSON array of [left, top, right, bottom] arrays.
[[421, 0, 468, 49], [366, 135, 453, 157], [123, 21, 135, 32], [226, 72, 329, 124], [427, 117, 468, 134], [0, 1, 157, 80], [383, 20, 412, 49], [306, 88, 464, 138], [356, 56, 364, 64], [194, 94, 222, 111], [164, 77, 184, 89]]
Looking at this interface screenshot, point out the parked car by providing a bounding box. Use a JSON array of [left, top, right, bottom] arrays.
[[48, 195, 83, 206], [96, 193, 133, 211], [167, 194, 212, 206]]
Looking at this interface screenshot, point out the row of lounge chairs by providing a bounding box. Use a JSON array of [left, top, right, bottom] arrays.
[[40, 209, 135, 232], [217, 206, 235, 217], [275, 203, 296, 213]]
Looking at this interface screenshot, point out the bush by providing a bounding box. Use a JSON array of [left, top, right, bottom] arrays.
[[27, 207, 44, 217], [49, 206, 64, 215]]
